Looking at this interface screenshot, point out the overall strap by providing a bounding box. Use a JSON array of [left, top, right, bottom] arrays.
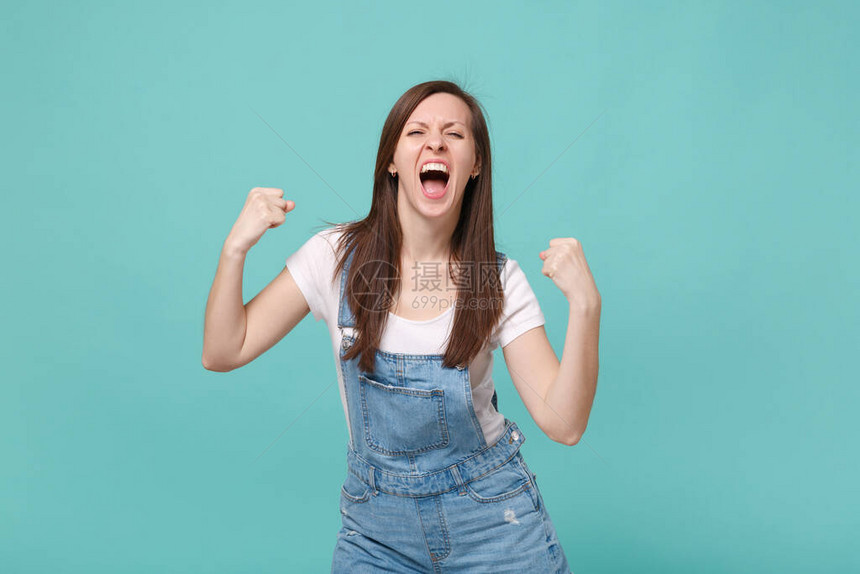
[[337, 246, 356, 330], [495, 250, 507, 273], [491, 251, 506, 412]]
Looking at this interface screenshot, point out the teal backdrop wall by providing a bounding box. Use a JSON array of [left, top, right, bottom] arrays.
[[2, 1, 857, 572]]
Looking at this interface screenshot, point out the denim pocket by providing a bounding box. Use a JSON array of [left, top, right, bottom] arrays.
[[340, 471, 372, 504], [358, 374, 449, 456], [464, 459, 531, 504]]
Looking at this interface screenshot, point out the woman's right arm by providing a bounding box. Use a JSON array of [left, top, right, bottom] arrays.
[[201, 187, 309, 372]]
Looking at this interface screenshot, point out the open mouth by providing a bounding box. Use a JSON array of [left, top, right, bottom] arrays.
[[419, 162, 450, 198]]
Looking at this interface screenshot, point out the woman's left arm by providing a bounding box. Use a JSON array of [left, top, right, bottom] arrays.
[[502, 237, 601, 446]]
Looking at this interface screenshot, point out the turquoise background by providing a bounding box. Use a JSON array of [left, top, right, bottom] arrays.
[[2, 0, 857, 572]]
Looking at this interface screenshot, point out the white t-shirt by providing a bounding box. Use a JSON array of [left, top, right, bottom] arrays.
[[285, 226, 546, 447]]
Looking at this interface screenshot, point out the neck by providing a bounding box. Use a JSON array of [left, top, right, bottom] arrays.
[[397, 201, 460, 264]]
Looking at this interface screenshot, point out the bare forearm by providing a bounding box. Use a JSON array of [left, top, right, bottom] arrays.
[[545, 300, 601, 444], [202, 241, 249, 371]]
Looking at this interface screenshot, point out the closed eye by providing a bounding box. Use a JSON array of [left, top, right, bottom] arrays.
[[406, 130, 464, 138]]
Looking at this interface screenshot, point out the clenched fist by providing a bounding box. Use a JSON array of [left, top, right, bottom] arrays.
[[225, 187, 296, 256], [539, 237, 601, 310]]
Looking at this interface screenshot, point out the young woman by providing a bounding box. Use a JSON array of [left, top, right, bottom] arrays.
[[203, 80, 601, 573]]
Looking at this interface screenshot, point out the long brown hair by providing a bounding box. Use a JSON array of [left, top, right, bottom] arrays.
[[325, 80, 503, 374]]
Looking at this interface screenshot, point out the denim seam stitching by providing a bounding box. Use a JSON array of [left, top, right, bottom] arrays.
[[465, 481, 530, 504], [341, 471, 372, 504], [432, 495, 451, 561], [461, 367, 488, 449]]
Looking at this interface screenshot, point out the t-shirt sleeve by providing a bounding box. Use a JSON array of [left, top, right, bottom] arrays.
[[284, 228, 338, 322], [492, 258, 546, 349]]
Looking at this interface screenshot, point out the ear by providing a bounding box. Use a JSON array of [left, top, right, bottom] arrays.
[[472, 158, 482, 177], [388, 161, 396, 174]]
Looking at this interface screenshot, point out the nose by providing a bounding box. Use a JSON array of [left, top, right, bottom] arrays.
[[425, 131, 446, 152]]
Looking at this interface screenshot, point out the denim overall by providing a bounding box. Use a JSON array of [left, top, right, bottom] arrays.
[[331, 249, 572, 573]]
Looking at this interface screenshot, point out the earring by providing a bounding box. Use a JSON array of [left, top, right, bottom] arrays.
[[390, 170, 397, 177]]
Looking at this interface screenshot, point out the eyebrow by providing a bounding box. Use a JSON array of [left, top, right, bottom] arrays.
[[406, 121, 466, 129]]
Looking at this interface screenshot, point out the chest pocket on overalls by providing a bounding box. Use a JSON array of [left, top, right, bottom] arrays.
[[358, 374, 450, 456]]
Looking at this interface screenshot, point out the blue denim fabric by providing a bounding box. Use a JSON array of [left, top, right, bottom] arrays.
[[331, 249, 572, 573]]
